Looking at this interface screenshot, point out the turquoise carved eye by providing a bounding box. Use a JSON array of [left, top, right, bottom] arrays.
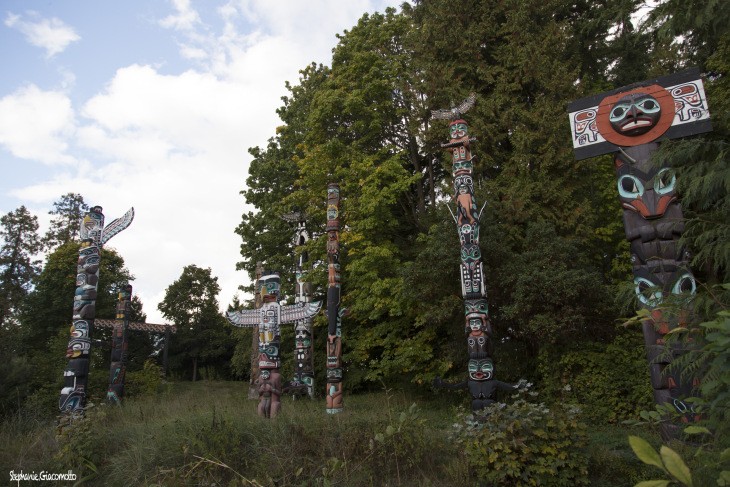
[[672, 273, 696, 295], [618, 175, 644, 199], [654, 168, 676, 195], [635, 277, 662, 306]]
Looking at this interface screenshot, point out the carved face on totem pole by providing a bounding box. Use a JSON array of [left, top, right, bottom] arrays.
[[608, 93, 663, 136], [468, 358, 494, 381], [634, 265, 696, 308], [259, 273, 280, 303], [568, 70, 712, 439], [449, 120, 468, 140]]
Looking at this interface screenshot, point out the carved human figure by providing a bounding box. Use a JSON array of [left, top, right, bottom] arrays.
[[434, 359, 520, 412], [256, 369, 282, 418]]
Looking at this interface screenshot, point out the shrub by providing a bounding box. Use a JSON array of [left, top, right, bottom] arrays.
[[537, 332, 654, 424], [125, 359, 163, 398], [453, 390, 589, 486]]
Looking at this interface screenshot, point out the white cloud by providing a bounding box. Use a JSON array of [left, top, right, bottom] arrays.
[[5, 11, 80, 58], [159, 0, 202, 31], [0, 84, 77, 165], [5, 0, 404, 324]]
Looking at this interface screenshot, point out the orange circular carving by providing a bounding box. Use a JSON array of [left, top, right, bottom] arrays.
[[596, 84, 674, 146]]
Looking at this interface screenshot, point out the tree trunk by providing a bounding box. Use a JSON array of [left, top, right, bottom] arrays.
[[192, 357, 198, 382]]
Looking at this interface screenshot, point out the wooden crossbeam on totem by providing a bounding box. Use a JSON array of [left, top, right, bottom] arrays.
[[567, 68, 711, 440]]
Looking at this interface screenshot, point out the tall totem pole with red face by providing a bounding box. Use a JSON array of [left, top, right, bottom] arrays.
[[568, 69, 711, 438]]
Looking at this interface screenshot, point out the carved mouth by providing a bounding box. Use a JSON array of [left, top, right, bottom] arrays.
[[619, 118, 653, 131]]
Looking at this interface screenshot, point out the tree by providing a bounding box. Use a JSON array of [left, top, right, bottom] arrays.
[[43, 193, 88, 250], [158, 265, 232, 381], [0, 206, 42, 327]]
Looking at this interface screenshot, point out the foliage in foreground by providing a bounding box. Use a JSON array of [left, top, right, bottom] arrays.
[[453, 389, 589, 487], [0, 381, 667, 487]]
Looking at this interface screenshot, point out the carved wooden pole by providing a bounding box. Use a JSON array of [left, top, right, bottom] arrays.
[[248, 262, 264, 399], [567, 69, 711, 439], [59, 206, 134, 416], [431, 95, 515, 410], [282, 212, 315, 398], [107, 284, 132, 404], [228, 271, 321, 418], [325, 184, 344, 414], [97, 285, 176, 403]]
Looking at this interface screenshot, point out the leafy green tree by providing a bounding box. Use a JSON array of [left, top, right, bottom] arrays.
[[43, 193, 88, 250], [158, 265, 232, 381], [235, 63, 331, 296], [0, 205, 42, 327]]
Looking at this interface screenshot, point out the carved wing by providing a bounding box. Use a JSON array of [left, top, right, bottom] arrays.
[[280, 301, 322, 323], [430, 93, 476, 120], [430, 107, 457, 120], [101, 207, 135, 245], [456, 93, 476, 116], [226, 309, 261, 327]]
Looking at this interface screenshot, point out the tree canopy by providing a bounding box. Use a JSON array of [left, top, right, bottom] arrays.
[[234, 0, 729, 395]]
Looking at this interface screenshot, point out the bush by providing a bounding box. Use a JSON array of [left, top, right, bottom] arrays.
[[537, 332, 654, 424], [453, 389, 589, 486], [125, 359, 163, 398]]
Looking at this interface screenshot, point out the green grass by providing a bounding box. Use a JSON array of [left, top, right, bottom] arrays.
[[1, 381, 661, 486]]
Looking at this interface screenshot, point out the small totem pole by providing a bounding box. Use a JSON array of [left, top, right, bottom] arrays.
[[98, 285, 176, 404], [431, 95, 519, 411], [107, 284, 132, 403], [59, 206, 134, 415], [567, 69, 711, 438], [325, 184, 344, 414], [282, 211, 316, 398], [228, 272, 321, 418]]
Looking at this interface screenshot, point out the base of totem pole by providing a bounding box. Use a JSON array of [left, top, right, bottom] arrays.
[[326, 408, 343, 415]]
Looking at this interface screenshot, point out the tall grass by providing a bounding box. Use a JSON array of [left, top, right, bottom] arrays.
[[1, 381, 660, 486]]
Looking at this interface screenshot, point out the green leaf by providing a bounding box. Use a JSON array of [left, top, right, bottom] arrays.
[[634, 481, 671, 487], [717, 470, 730, 486], [660, 445, 693, 486], [682, 425, 711, 435], [629, 436, 666, 471]]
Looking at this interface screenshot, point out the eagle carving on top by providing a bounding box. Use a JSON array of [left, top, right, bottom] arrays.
[[431, 93, 476, 120]]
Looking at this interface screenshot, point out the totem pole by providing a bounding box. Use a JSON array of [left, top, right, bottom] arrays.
[[431, 95, 519, 411], [98, 285, 177, 404], [282, 211, 315, 398], [567, 68, 711, 438], [59, 206, 134, 415], [227, 271, 321, 417], [107, 284, 131, 403], [325, 184, 344, 414]]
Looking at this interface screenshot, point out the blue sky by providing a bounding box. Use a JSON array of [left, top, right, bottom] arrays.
[[0, 0, 403, 323]]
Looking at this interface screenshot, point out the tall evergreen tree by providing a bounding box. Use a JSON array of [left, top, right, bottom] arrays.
[[158, 265, 232, 381], [0, 206, 42, 327], [43, 193, 88, 250]]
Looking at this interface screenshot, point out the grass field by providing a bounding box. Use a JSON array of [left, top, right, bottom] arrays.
[[1, 380, 663, 486]]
